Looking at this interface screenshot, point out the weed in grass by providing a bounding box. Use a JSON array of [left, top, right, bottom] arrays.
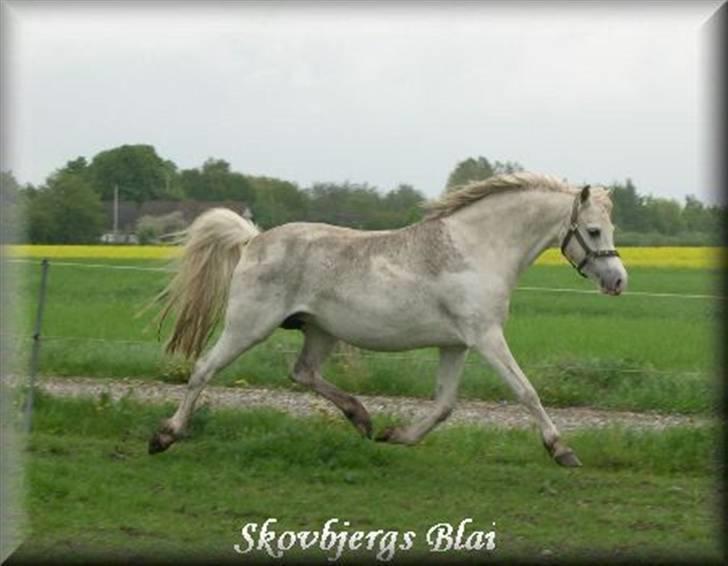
[[159, 356, 193, 384]]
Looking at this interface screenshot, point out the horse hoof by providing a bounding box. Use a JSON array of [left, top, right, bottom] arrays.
[[343, 406, 373, 439], [375, 426, 414, 444], [375, 426, 397, 442], [555, 450, 582, 468], [148, 432, 175, 455]]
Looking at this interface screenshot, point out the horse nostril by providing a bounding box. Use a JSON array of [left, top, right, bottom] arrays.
[[615, 278, 623, 290]]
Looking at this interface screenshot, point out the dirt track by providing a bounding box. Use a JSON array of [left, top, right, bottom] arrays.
[[23, 375, 714, 431]]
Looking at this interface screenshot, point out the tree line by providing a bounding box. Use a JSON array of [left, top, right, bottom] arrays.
[[0, 146, 723, 245], [445, 157, 725, 245]]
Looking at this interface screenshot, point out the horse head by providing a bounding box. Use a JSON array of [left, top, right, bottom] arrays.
[[560, 185, 628, 296]]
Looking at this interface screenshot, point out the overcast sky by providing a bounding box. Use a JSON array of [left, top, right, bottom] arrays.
[[3, 1, 724, 203]]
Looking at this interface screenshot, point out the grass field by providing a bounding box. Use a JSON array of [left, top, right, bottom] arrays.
[[8, 394, 721, 562], [5, 247, 722, 414], [3, 246, 724, 563]]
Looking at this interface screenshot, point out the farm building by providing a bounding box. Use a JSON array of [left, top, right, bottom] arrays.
[[100, 199, 253, 243]]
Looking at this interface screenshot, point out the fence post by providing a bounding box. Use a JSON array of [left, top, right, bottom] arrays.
[[24, 258, 50, 433]]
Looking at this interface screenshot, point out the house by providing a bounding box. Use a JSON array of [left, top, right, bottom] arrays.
[[100, 200, 253, 243]]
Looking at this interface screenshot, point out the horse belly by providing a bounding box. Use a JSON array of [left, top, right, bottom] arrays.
[[310, 296, 464, 351]]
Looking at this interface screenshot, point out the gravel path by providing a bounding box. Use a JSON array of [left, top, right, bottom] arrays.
[[18, 376, 714, 431]]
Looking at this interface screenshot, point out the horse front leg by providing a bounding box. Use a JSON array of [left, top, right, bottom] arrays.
[[476, 326, 581, 467], [376, 346, 467, 445]]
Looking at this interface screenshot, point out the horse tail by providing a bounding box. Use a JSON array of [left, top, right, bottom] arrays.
[[154, 208, 260, 360]]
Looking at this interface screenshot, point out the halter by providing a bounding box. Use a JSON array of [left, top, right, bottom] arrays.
[[560, 186, 620, 278]]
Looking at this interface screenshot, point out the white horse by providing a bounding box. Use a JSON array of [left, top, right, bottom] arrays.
[[148, 172, 627, 467]]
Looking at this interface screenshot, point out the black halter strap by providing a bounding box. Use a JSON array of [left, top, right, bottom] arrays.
[[560, 186, 620, 278]]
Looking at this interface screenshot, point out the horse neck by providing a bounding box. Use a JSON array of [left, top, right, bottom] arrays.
[[444, 189, 574, 282]]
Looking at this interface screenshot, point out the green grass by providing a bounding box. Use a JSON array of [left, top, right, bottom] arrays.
[[10, 394, 722, 562], [5, 259, 722, 414]]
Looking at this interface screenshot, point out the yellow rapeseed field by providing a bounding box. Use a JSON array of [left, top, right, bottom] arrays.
[[536, 247, 724, 269], [5, 245, 179, 260], [3, 245, 724, 269]]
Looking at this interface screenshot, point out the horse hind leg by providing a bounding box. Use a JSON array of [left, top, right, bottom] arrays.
[[149, 298, 284, 454], [290, 325, 373, 438]]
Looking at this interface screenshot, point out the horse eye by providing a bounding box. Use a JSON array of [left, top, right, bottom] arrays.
[[587, 228, 601, 238]]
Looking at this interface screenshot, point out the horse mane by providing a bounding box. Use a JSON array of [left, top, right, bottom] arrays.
[[423, 172, 612, 220]]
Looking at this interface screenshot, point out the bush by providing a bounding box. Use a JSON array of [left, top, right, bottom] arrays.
[[615, 231, 720, 247]]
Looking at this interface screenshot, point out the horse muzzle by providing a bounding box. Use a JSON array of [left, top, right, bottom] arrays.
[[599, 268, 627, 296]]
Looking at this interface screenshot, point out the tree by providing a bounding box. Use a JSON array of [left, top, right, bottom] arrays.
[[87, 144, 170, 203], [609, 178, 644, 232], [248, 176, 307, 228], [444, 157, 524, 193], [492, 160, 525, 175], [384, 183, 422, 210], [160, 159, 183, 199], [301, 181, 425, 229], [305, 182, 383, 228], [643, 196, 684, 235], [0, 171, 24, 243], [178, 158, 256, 203], [25, 186, 57, 243], [26, 172, 105, 243], [682, 195, 706, 232], [445, 156, 495, 191], [703, 203, 726, 236], [62, 156, 89, 176], [382, 184, 426, 227]]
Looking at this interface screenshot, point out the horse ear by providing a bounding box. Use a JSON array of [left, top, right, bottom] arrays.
[[580, 185, 591, 204]]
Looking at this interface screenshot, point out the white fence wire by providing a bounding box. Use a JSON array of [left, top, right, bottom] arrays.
[[2, 257, 718, 378], [7, 258, 725, 300]]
